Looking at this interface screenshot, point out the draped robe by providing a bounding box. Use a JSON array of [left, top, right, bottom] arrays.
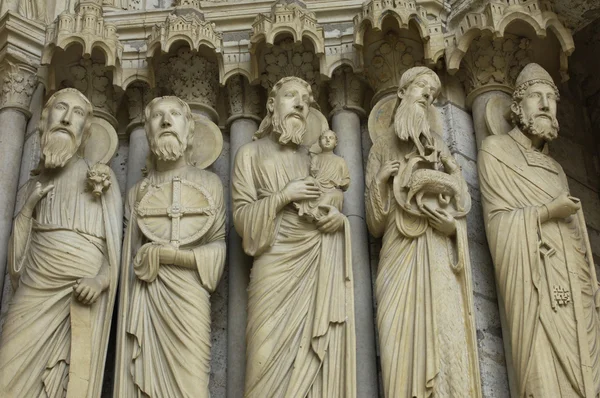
[[114, 165, 226, 398], [478, 129, 600, 397], [232, 137, 356, 398], [365, 133, 481, 398], [0, 157, 122, 398]]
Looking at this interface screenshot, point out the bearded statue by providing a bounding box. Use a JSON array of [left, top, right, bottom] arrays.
[[232, 76, 357, 397], [478, 63, 600, 397], [365, 67, 482, 397], [0, 88, 122, 398], [114, 96, 226, 397]]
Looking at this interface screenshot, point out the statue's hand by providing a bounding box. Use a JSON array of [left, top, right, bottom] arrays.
[[282, 179, 320, 203], [73, 277, 106, 305], [422, 204, 456, 237], [376, 160, 400, 185], [23, 182, 54, 217], [316, 205, 345, 234], [546, 192, 581, 220]]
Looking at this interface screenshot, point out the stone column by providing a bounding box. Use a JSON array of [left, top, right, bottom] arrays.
[[0, 61, 37, 304], [328, 66, 379, 397], [125, 85, 155, 191], [225, 75, 262, 398]]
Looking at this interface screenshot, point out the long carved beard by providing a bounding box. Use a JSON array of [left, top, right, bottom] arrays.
[[394, 100, 432, 150], [151, 134, 185, 161], [519, 108, 559, 142], [41, 130, 78, 168], [273, 112, 306, 146]]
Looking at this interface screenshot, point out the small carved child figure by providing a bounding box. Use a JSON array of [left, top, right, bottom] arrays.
[[295, 130, 350, 221]]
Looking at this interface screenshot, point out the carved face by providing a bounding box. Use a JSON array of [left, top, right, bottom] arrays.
[[516, 82, 559, 141], [41, 91, 89, 168], [400, 73, 439, 109], [147, 97, 190, 161], [271, 80, 311, 120], [319, 130, 337, 152], [269, 81, 310, 145]]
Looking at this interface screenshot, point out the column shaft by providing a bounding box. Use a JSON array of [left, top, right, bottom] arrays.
[[126, 125, 149, 192], [332, 109, 379, 398], [226, 117, 257, 398], [0, 109, 29, 303]]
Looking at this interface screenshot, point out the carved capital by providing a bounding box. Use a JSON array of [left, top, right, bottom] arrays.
[[60, 59, 120, 119], [156, 47, 220, 121], [364, 31, 424, 102], [226, 76, 262, 125], [458, 34, 533, 105], [328, 66, 365, 118], [0, 61, 38, 116], [259, 37, 321, 100]]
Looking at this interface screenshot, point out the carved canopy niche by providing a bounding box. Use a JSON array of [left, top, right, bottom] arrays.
[[353, 0, 446, 66], [42, 0, 123, 84], [49, 43, 122, 128], [357, 13, 426, 104], [444, 0, 574, 82], [249, 0, 326, 101]]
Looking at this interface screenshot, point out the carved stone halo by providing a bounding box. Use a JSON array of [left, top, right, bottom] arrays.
[[485, 95, 513, 136], [84, 116, 119, 164], [136, 177, 217, 248], [303, 107, 329, 148], [188, 115, 223, 169]]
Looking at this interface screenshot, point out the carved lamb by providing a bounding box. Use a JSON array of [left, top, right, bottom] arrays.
[[404, 156, 465, 212]]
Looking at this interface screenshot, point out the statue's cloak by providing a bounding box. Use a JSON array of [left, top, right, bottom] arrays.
[[0, 158, 122, 398]]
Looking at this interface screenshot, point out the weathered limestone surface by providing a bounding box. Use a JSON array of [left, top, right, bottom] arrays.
[[0, 1, 598, 397]]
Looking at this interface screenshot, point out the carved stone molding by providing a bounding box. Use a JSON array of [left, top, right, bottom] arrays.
[[458, 33, 533, 105], [354, 0, 445, 65], [444, 0, 574, 80], [155, 47, 220, 121], [250, 1, 325, 55], [363, 31, 424, 102], [328, 66, 365, 118], [59, 58, 120, 123], [0, 61, 37, 116], [42, 0, 123, 70], [226, 75, 262, 125], [258, 37, 321, 99]]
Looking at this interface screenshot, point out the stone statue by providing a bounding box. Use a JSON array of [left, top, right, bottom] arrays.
[[114, 96, 226, 397], [18, 0, 46, 22], [478, 63, 600, 397], [295, 129, 350, 221], [232, 77, 356, 397], [365, 66, 481, 397], [0, 88, 123, 397]]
